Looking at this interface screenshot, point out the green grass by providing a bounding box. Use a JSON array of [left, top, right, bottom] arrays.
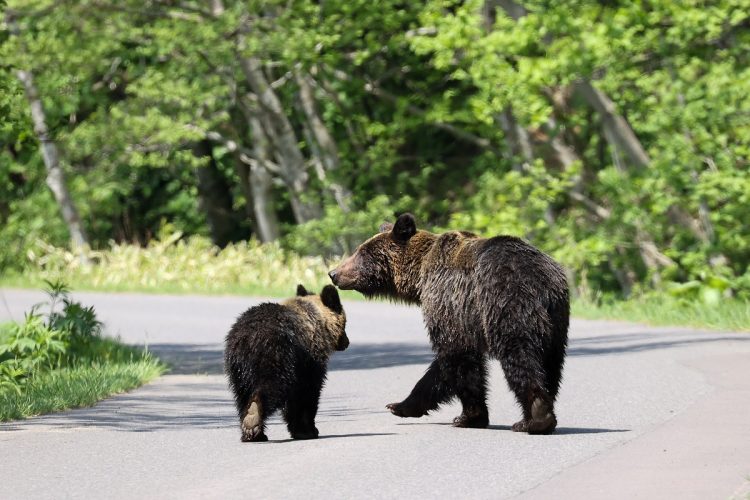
[[573, 296, 750, 332], [0, 356, 164, 421], [1, 331, 166, 422]]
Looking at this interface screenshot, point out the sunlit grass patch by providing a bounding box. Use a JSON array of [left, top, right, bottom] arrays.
[[0, 354, 164, 421], [5, 235, 335, 297], [573, 296, 750, 332]]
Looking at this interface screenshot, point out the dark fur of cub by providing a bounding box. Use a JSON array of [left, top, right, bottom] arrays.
[[224, 284, 348, 442]]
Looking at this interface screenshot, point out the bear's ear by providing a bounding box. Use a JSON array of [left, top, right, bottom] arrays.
[[379, 221, 394, 233], [391, 213, 417, 243], [296, 284, 310, 297], [320, 285, 343, 313]]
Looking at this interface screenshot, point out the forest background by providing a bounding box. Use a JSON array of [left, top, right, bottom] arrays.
[[1, 0, 749, 328]]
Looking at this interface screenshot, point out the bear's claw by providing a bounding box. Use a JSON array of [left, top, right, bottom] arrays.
[[512, 399, 558, 434], [386, 402, 425, 418]]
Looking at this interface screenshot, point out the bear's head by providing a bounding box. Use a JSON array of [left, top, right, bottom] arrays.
[[328, 213, 419, 301], [296, 284, 349, 351]]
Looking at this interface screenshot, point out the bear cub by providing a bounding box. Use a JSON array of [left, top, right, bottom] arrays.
[[224, 284, 349, 442]]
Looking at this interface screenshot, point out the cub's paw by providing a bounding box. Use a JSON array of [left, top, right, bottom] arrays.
[[291, 430, 319, 440], [241, 401, 267, 442], [386, 401, 425, 418], [241, 432, 268, 442]]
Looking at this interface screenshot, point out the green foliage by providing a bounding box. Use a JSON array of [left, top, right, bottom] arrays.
[[2, 0, 750, 308], [284, 195, 416, 256], [0, 280, 164, 412], [0, 315, 68, 392]]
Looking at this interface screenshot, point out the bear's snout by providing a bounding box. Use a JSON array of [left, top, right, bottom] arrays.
[[336, 333, 350, 351], [328, 269, 339, 284]]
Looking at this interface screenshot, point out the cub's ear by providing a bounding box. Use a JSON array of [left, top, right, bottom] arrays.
[[296, 284, 310, 297], [392, 213, 417, 243], [320, 285, 343, 313], [379, 221, 394, 233]]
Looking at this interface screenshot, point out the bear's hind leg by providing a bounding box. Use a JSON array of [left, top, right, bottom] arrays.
[[241, 393, 269, 442], [284, 364, 324, 440], [448, 353, 489, 429], [497, 338, 557, 435]]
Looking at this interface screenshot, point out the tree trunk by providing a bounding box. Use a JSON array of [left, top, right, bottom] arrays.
[[493, 0, 653, 171], [16, 68, 90, 250], [238, 54, 321, 223], [246, 114, 281, 242], [497, 107, 534, 172], [7, 11, 89, 258], [295, 71, 351, 211], [573, 80, 651, 169], [193, 140, 240, 247]]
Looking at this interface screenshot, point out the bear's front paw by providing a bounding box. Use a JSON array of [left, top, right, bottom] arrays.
[[386, 402, 425, 418]]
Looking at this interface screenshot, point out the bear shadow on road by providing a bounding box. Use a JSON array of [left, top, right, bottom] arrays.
[[395, 422, 630, 434], [147, 331, 750, 376]]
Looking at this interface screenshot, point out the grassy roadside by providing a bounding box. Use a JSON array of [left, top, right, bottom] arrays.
[[572, 297, 750, 332], [3, 237, 748, 332], [0, 286, 166, 422], [0, 353, 164, 421]]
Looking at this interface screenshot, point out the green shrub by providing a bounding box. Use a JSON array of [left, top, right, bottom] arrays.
[[284, 195, 415, 256], [0, 281, 165, 420], [1, 280, 122, 392]]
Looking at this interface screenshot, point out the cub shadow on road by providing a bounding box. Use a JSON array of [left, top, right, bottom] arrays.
[[147, 342, 435, 375], [0, 382, 376, 433]]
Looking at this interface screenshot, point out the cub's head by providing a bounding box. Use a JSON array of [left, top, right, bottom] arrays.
[[296, 284, 349, 351], [328, 213, 418, 299]]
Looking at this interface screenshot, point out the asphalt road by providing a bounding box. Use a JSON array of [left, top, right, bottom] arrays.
[[1, 289, 749, 499]]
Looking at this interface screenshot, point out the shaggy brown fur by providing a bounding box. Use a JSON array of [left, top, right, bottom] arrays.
[[224, 285, 349, 442], [329, 214, 569, 434]]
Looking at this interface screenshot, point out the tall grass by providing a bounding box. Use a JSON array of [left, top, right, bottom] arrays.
[[573, 296, 750, 332], [7, 235, 333, 296]]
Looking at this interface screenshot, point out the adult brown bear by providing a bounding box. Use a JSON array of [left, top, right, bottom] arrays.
[[328, 214, 568, 434]]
